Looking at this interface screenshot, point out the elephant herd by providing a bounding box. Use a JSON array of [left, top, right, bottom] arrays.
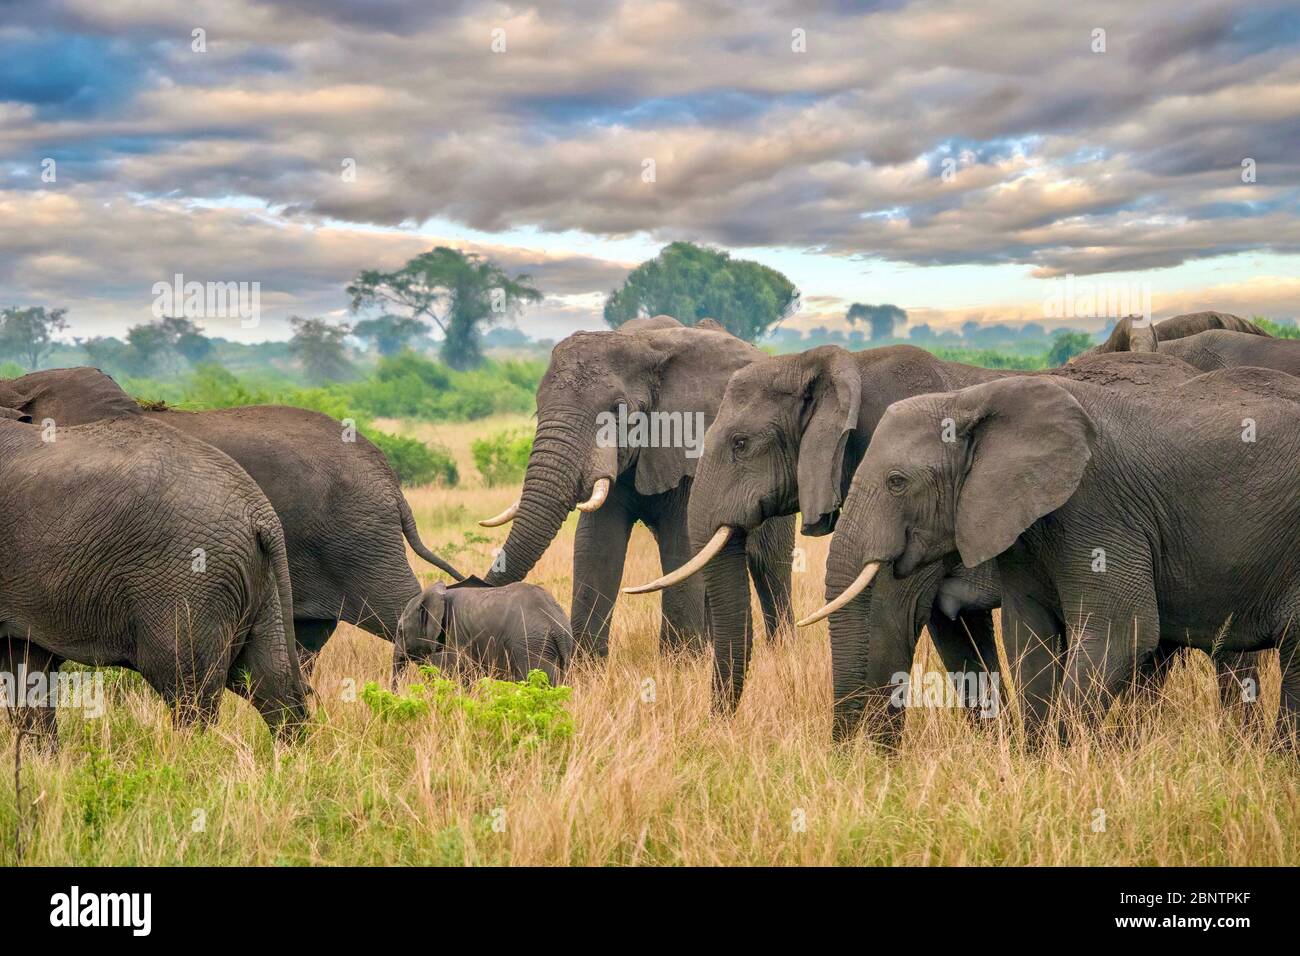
[[486, 310, 1300, 749], [1, 368, 467, 747], [5, 308, 1300, 753]]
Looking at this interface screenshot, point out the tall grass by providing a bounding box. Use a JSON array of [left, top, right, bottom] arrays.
[[3, 459, 1298, 866]]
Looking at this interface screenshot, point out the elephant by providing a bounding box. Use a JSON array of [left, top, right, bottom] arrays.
[[393, 577, 573, 685], [0, 367, 464, 666], [1157, 329, 1300, 377], [0, 410, 309, 746], [1077, 311, 1268, 358], [480, 315, 795, 659], [629, 343, 1257, 732], [809, 367, 1300, 745]]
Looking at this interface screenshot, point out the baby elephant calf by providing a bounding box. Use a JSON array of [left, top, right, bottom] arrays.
[[394, 578, 573, 685]]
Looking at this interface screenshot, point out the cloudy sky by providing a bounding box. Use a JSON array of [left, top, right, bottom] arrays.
[[2, 0, 1298, 342]]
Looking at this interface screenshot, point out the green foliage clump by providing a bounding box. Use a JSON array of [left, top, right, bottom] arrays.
[[0, 359, 25, 378], [926, 346, 1048, 370], [363, 667, 573, 748], [471, 428, 533, 487], [367, 430, 459, 486], [1254, 317, 1300, 340], [1047, 330, 1096, 366], [347, 351, 540, 421], [75, 745, 181, 838]]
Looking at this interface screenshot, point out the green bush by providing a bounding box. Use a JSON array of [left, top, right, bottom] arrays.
[[367, 431, 459, 486], [471, 428, 533, 486], [1047, 330, 1095, 366], [1255, 317, 1300, 340], [0, 359, 26, 378], [364, 666, 574, 749]]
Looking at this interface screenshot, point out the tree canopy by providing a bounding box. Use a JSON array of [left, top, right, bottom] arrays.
[[0, 305, 69, 369], [289, 316, 354, 383], [348, 247, 543, 370], [352, 314, 432, 356], [846, 303, 907, 342], [603, 241, 799, 342]]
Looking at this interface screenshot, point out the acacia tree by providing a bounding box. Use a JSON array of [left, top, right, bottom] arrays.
[[347, 247, 542, 370], [289, 316, 353, 383], [846, 303, 907, 342], [0, 306, 69, 369], [603, 241, 799, 342]]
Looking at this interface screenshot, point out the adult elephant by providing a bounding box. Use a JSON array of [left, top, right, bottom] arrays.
[[1158, 329, 1300, 376], [1078, 311, 1268, 358], [806, 368, 1300, 744], [0, 367, 464, 665], [1, 409, 308, 747], [480, 316, 794, 656], [627, 344, 1254, 733]]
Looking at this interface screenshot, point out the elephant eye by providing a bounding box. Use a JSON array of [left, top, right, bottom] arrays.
[[886, 472, 908, 495], [731, 435, 748, 456]]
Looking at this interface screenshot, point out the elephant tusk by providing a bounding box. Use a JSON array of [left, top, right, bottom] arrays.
[[796, 562, 881, 627], [479, 499, 520, 527], [576, 477, 611, 513], [623, 527, 733, 594]]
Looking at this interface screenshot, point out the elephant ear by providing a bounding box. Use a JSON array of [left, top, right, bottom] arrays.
[[634, 331, 757, 496], [953, 378, 1096, 568], [796, 349, 861, 536], [1096, 316, 1135, 353], [0, 406, 31, 423], [399, 582, 448, 652]]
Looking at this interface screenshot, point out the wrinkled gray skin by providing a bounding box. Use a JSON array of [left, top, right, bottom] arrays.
[[0, 411, 308, 746], [485, 316, 794, 657], [394, 578, 573, 685], [1159, 329, 1300, 377], [690, 345, 1254, 733], [1076, 311, 1268, 359], [0, 368, 464, 667], [831, 368, 1300, 745]]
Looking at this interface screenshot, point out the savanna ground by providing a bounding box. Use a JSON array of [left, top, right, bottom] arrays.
[[3, 413, 1298, 866]]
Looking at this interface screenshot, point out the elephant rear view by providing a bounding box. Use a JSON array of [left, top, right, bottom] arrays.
[[0, 413, 309, 744], [0, 368, 465, 663]]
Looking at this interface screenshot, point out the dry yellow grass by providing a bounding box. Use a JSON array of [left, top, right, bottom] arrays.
[[4, 420, 1299, 865]]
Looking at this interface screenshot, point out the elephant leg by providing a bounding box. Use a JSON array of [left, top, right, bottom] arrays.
[[1216, 649, 1267, 736], [928, 608, 1003, 725], [649, 492, 709, 653], [1126, 641, 1182, 708], [571, 490, 635, 658], [999, 589, 1064, 746], [1058, 586, 1160, 745], [294, 618, 338, 676], [745, 516, 795, 643], [1, 638, 62, 753], [1274, 630, 1300, 751]]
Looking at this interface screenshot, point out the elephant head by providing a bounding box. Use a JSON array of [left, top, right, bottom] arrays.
[[482, 320, 759, 585], [801, 377, 1096, 625], [625, 346, 862, 591], [0, 367, 141, 425], [393, 581, 449, 676], [1073, 315, 1157, 361]]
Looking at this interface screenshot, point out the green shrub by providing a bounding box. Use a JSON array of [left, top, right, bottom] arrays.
[[1047, 330, 1095, 366], [0, 359, 26, 378], [367, 431, 458, 486], [1255, 317, 1300, 340], [471, 428, 533, 486], [364, 667, 573, 749]]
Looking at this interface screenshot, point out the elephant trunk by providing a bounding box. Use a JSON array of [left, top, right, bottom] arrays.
[[484, 415, 589, 585]]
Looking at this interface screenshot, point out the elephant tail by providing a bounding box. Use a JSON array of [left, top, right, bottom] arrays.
[[255, 518, 298, 659], [396, 491, 465, 581]]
